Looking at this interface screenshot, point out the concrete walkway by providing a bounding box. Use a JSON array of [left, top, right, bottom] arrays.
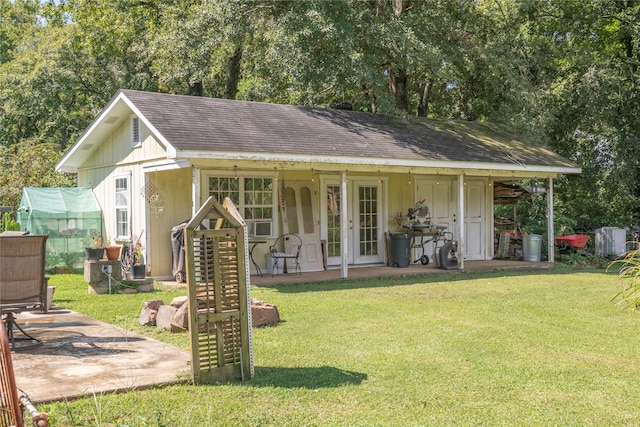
[[10, 308, 190, 403]]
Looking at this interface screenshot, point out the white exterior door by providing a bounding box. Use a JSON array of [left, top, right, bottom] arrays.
[[415, 177, 486, 261], [281, 181, 324, 272], [322, 177, 385, 266], [415, 178, 455, 231], [463, 180, 485, 260]]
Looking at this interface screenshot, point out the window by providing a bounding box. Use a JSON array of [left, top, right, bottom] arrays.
[[115, 175, 130, 239], [131, 116, 141, 147], [208, 175, 274, 235]]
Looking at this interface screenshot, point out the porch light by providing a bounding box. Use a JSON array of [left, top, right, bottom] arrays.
[[233, 166, 238, 180], [530, 180, 546, 194]]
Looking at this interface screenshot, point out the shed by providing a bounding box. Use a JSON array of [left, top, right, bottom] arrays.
[[17, 187, 103, 271], [55, 90, 582, 278]]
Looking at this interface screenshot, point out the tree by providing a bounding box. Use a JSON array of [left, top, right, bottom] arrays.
[[0, 140, 75, 207]]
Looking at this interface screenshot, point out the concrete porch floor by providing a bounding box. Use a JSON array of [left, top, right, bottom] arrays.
[[249, 259, 554, 286], [7, 259, 551, 405]]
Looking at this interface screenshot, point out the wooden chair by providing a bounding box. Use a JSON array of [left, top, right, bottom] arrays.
[[0, 234, 48, 350], [269, 234, 302, 276], [0, 319, 48, 426]]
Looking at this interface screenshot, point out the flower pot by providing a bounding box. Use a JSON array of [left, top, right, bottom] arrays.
[[132, 264, 146, 279], [105, 246, 121, 261], [85, 247, 105, 260]]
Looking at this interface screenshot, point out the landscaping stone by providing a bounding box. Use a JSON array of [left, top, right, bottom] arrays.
[[140, 299, 165, 326], [139, 299, 164, 326], [171, 301, 189, 331], [251, 298, 280, 327], [139, 308, 158, 326], [170, 295, 188, 308], [145, 299, 166, 311], [156, 305, 178, 331]]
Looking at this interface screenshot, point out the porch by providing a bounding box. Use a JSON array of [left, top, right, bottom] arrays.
[[249, 260, 554, 286]]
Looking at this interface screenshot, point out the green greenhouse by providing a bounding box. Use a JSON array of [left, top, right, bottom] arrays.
[[17, 187, 103, 271]]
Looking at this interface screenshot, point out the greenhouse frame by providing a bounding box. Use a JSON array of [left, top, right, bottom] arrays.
[[17, 187, 103, 271]]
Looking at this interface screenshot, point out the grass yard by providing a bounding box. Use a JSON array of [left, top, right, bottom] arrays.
[[41, 266, 639, 426]]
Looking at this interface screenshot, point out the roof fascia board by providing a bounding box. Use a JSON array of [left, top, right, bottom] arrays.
[[56, 91, 178, 173], [56, 91, 129, 172], [175, 150, 582, 175], [120, 95, 177, 158]]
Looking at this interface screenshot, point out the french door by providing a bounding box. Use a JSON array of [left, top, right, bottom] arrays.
[[322, 177, 385, 266]]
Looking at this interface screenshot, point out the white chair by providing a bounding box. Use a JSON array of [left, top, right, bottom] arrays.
[[269, 234, 302, 276]]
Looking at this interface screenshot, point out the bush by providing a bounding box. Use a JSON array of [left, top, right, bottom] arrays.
[[610, 251, 640, 310], [1, 212, 20, 232]]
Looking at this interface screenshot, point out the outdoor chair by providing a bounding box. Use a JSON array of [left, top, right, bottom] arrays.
[[0, 319, 48, 426], [0, 233, 48, 350], [269, 234, 302, 276]]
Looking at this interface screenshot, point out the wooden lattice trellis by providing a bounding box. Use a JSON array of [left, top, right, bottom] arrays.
[[185, 197, 253, 383]]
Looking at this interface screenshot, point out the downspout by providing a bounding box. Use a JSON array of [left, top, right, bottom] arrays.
[[458, 174, 465, 270], [547, 178, 555, 263], [341, 171, 349, 279]]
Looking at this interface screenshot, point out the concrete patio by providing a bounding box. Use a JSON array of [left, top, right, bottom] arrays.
[[9, 308, 190, 404]]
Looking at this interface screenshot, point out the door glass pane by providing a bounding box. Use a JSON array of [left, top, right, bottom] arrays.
[[301, 186, 314, 234], [359, 186, 378, 256], [285, 186, 299, 234], [327, 185, 341, 257]]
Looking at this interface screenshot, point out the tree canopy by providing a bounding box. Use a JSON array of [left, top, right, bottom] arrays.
[[0, 0, 639, 230]]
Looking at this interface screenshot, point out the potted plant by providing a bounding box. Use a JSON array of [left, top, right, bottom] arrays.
[[105, 237, 121, 261], [131, 241, 145, 279], [84, 231, 105, 260]]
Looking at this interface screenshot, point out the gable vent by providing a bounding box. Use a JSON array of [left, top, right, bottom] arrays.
[[131, 116, 141, 146]]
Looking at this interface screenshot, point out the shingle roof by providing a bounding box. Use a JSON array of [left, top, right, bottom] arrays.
[[119, 90, 578, 170]]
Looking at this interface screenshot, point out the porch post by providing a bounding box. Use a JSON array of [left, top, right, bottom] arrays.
[[547, 178, 555, 263], [340, 171, 349, 279], [458, 174, 465, 270]]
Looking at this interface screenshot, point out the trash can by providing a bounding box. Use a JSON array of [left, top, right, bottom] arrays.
[[522, 234, 542, 262], [389, 232, 412, 268]]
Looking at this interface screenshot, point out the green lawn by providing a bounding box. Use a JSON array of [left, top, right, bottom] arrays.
[[42, 266, 638, 426]]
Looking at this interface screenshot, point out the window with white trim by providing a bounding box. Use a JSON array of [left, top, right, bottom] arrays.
[[115, 174, 131, 239], [208, 175, 275, 234], [130, 116, 141, 147]]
